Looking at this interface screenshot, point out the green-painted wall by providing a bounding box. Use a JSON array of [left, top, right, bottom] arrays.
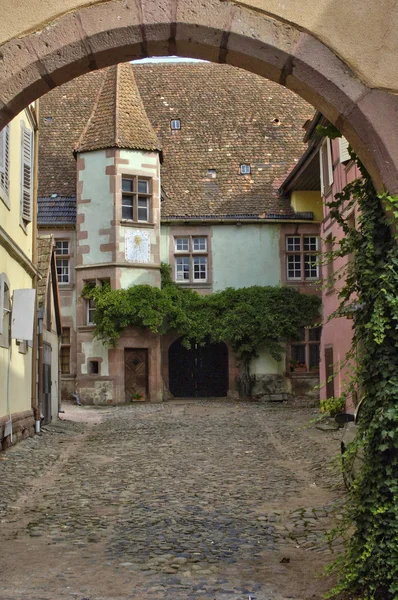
[[212, 224, 281, 291], [79, 150, 114, 265], [251, 349, 285, 376]]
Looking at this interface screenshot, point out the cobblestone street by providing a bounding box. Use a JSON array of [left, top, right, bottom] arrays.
[[0, 401, 345, 600]]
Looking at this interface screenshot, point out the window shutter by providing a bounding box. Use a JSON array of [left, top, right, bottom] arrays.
[[326, 138, 334, 186], [0, 128, 5, 175], [21, 122, 33, 222], [0, 275, 4, 335], [339, 136, 351, 163], [325, 346, 335, 399], [319, 148, 324, 195]]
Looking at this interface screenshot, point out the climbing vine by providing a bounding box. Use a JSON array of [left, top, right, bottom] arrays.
[[318, 127, 398, 599], [82, 266, 320, 395]]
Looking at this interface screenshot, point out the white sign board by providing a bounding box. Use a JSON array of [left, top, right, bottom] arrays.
[[11, 288, 36, 341], [125, 229, 151, 263]]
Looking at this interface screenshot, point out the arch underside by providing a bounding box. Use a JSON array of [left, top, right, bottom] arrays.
[[0, 0, 397, 192]]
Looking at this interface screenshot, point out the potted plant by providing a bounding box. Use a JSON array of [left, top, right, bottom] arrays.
[[289, 360, 307, 373], [130, 392, 145, 401]]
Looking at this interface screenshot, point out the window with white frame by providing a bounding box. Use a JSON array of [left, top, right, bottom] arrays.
[[174, 236, 208, 283], [0, 125, 10, 206], [84, 279, 109, 325], [85, 283, 96, 324], [286, 235, 319, 281], [240, 163, 251, 175], [122, 176, 151, 222], [0, 273, 10, 349], [55, 240, 70, 284], [20, 121, 34, 224]]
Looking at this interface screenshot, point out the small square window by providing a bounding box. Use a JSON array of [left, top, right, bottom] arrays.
[[88, 360, 99, 375], [207, 169, 217, 178], [55, 240, 69, 255], [240, 164, 251, 175], [175, 238, 189, 252], [138, 179, 149, 194], [286, 237, 301, 252], [122, 178, 134, 192], [193, 237, 207, 252], [171, 119, 181, 130], [303, 236, 318, 251]]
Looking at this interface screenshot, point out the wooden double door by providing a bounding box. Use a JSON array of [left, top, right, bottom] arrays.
[[124, 349, 148, 402], [169, 339, 228, 398]]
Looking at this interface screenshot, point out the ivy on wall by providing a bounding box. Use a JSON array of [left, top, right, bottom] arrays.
[[82, 265, 320, 394], [318, 128, 398, 599]]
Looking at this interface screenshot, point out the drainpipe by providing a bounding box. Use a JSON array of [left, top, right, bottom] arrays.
[[37, 307, 44, 433], [31, 100, 40, 428]]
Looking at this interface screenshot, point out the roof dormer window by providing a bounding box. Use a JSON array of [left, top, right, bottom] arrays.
[[207, 169, 216, 178], [240, 164, 251, 175], [171, 119, 181, 130]]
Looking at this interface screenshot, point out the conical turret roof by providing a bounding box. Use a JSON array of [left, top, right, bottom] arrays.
[[75, 62, 161, 154]]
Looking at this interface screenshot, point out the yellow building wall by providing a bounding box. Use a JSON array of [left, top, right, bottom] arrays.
[[0, 108, 35, 421], [291, 191, 323, 222]]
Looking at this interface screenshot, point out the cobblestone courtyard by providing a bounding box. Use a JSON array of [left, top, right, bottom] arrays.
[[0, 401, 345, 600]]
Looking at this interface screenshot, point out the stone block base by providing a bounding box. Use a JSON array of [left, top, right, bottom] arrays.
[[0, 410, 35, 451], [289, 373, 319, 399], [252, 375, 292, 402]]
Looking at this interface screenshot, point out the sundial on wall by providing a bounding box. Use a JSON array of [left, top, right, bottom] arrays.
[[125, 229, 151, 263]]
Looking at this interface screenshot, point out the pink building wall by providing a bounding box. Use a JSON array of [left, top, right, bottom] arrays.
[[320, 138, 361, 407]]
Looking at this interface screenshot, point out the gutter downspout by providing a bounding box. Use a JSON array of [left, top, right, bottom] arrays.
[[31, 100, 40, 429]]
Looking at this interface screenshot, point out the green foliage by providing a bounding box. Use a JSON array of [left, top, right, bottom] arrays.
[[320, 396, 346, 416], [82, 264, 321, 382], [320, 148, 398, 598]]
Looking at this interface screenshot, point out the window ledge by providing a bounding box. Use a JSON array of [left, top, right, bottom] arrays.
[[289, 372, 319, 378], [120, 220, 155, 229], [78, 325, 95, 332], [176, 282, 212, 289]]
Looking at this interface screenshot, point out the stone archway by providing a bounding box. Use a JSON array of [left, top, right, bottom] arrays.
[[0, 0, 397, 193]]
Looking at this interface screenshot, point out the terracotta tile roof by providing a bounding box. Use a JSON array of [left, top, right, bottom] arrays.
[[38, 196, 76, 225], [37, 236, 53, 308], [38, 62, 314, 216], [75, 62, 161, 154]]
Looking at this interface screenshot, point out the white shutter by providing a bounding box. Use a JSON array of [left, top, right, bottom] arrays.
[[319, 147, 324, 195], [0, 128, 5, 175], [326, 138, 334, 186], [21, 122, 33, 222], [0, 275, 4, 336], [339, 136, 351, 163]]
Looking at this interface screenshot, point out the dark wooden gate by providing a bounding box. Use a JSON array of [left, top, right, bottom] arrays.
[[42, 342, 52, 425], [325, 345, 335, 399], [169, 339, 228, 398], [124, 349, 148, 401]]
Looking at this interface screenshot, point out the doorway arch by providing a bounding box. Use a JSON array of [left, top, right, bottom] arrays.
[[169, 338, 229, 398], [0, 0, 397, 193]]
